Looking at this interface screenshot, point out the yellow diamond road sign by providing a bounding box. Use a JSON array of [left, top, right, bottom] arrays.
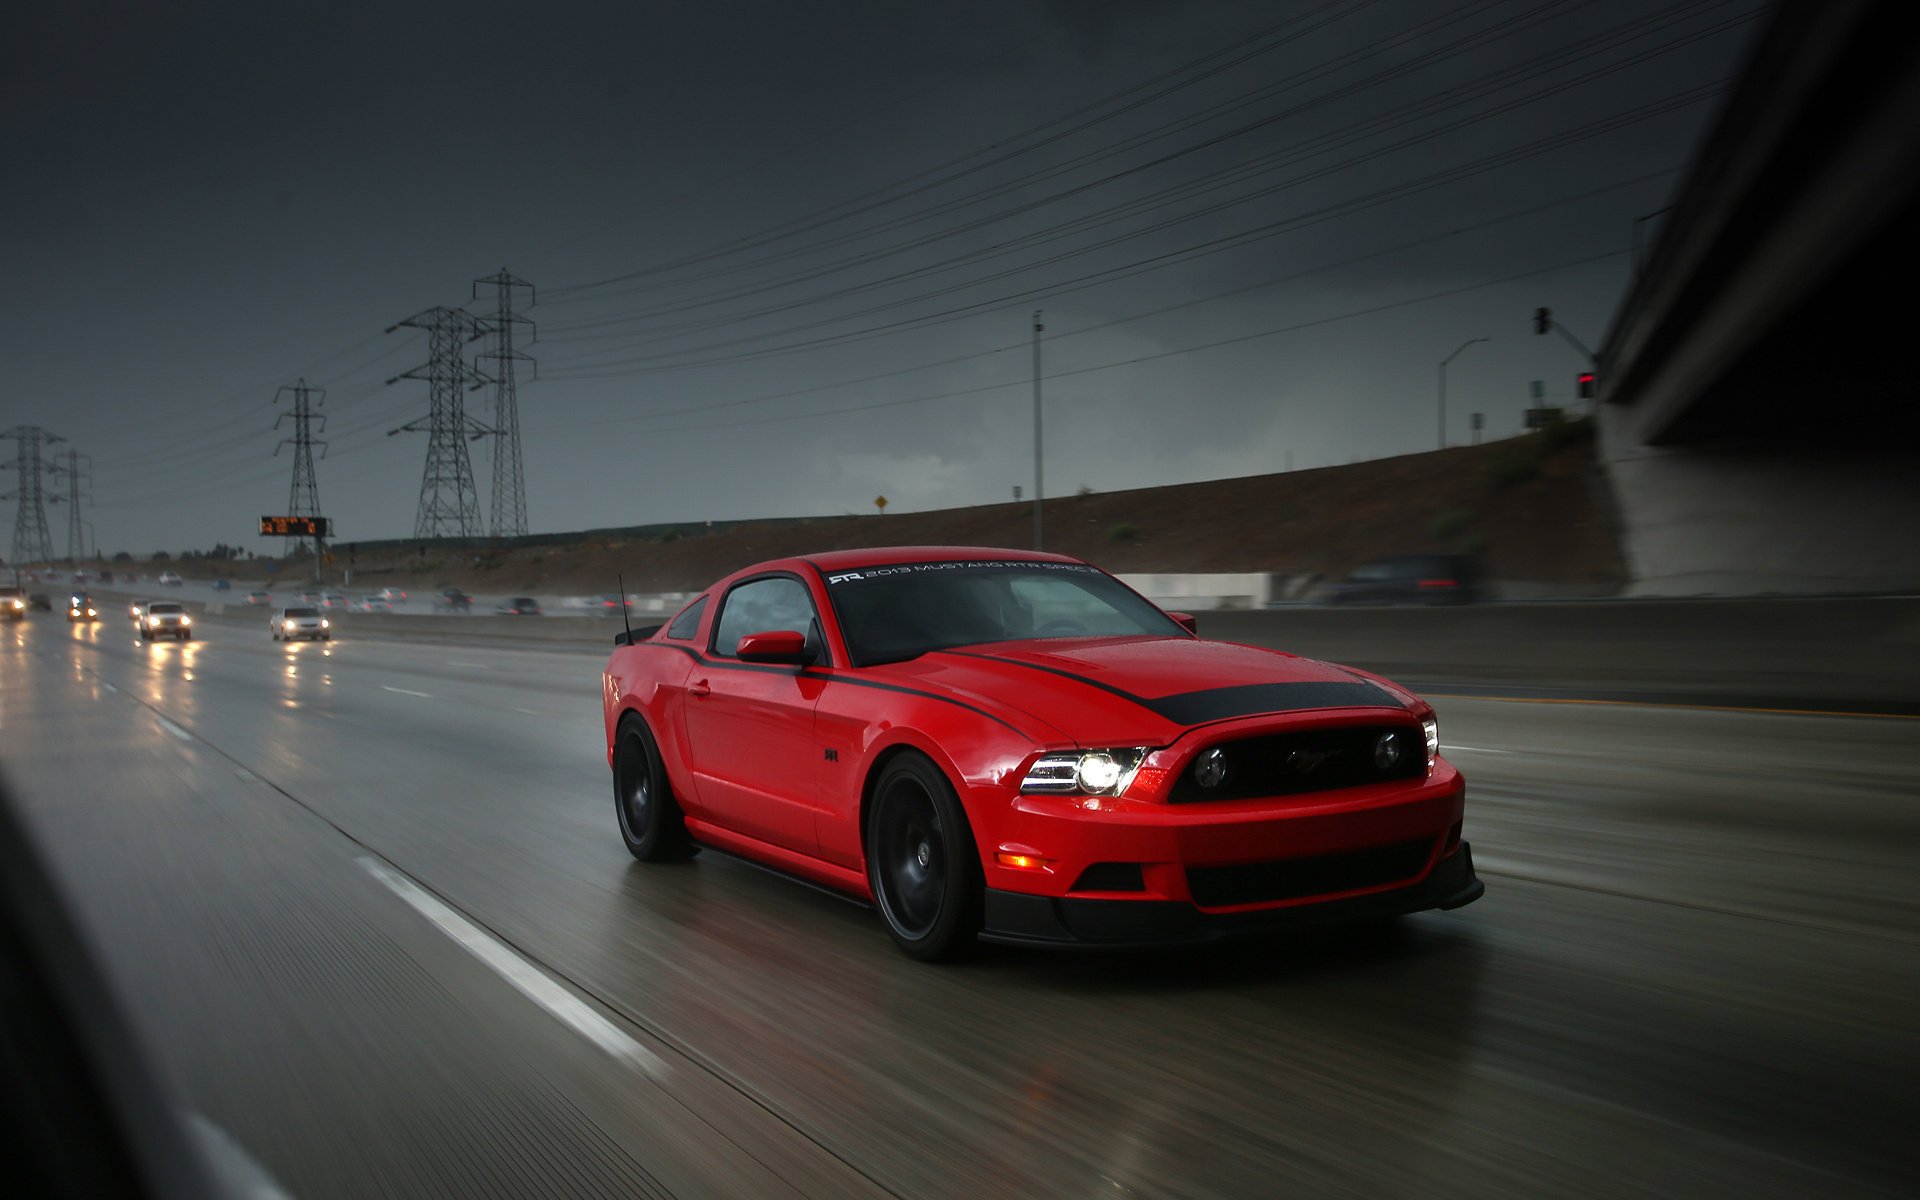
[[874, 495, 888, 512]]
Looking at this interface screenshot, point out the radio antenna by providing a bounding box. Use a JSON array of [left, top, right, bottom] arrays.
[[618, 573, 634, 642]]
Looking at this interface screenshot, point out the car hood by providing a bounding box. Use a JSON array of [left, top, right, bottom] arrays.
[[872, 636, 1411, 745]]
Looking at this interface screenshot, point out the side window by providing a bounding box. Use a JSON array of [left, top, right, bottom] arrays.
[[665, 595, 708, 641], [712, 577, 816, 658]]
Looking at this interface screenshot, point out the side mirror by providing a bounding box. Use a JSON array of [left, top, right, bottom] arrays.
[[1167, 611, 1199, 636], [736, 629, 812, 664]]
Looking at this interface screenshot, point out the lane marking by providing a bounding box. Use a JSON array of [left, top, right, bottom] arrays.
[[234, 767, 257, 782], [156, 716, 194, 743], [357, 856, 667, 1077], [102, 682, 119, 694], [448, 660, 486, 669], [381, 685, 432, 699], [514, 707, 541, 717], [1448, 744, 1516, 754], [1425, 693, 1920, 721]]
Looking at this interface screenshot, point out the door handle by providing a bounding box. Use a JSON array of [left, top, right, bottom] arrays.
[[687, 679, 711, 697]]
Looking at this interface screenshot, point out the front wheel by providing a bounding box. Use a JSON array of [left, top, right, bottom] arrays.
[[866, 754, 981, 961], [612, 715, 692, 861]]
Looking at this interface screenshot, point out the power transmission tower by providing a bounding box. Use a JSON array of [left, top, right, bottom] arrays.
[[274, 380, 328, 556], [386, 307, 493, 539], [473, 269, 536, 539], [49, 449, 93, 561], [2, 425, 63, 566]]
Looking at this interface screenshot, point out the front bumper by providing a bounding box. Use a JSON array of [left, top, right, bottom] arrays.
[[981, 843, 1483, 947]]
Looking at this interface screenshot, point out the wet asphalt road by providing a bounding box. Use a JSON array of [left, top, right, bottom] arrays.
[[2, 612, 1916, 1199]]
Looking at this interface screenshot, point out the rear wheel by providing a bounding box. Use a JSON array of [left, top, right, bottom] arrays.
[[866, 754, 981, 961], [612, 715, 692, 861]]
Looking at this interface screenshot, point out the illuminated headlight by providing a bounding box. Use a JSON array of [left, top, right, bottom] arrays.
[[320, 618, 329, 628], [1020, 749, 1148, 797], [180, 616, 191, 626], [1422, 717, 1438, 767], [284, 619, 296, 629]]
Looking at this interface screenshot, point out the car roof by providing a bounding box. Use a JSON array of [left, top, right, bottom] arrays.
[[795, 545, 1084, 573]]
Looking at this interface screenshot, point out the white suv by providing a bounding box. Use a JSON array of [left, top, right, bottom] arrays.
[[158, 571, 183, 586]]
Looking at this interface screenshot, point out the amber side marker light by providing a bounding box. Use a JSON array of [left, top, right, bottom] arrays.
[[995, 852, 1052, 871]]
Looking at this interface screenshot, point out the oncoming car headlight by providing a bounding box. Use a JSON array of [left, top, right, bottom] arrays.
[[1422, 716, 1438, 767], [1020, 749, 1148, 797]]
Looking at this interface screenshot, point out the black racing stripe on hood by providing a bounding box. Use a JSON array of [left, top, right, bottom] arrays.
[[944, 650, 1398, 726], [1145, 681, 1395, 725]]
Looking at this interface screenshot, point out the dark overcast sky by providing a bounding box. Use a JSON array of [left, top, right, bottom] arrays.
[[1, 0, 1765, 556]]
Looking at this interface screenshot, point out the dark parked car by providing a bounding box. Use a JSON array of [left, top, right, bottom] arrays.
[[1322, 555, 1482, 606]]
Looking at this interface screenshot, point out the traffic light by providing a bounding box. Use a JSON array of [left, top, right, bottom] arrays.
[[1533, 307, 1552, 335], [1577, 372, 1596, 399]]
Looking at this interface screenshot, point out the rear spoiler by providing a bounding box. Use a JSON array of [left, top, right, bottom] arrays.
[[614, 624, 662, 647]]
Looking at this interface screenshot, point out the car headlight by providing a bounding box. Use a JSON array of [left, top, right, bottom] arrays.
[[1020, 748, 1148, 797], [181, 616, 191, 626], [1422, 717, 1438, 767], [284, 619, 296, 629], [320, 618, 329, 628]]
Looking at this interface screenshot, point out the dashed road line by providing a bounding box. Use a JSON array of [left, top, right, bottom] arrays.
[[381, 685, 433, 699], [156, 716, 194, 743], [357, 856, 667, 1078]]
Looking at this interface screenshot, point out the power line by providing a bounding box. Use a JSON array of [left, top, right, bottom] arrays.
[[49, 449, 93, 561]]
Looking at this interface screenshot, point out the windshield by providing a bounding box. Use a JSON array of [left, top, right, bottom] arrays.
[[284, 607, 319, 618], [825, 560, 1183, 666], [147, 603, 183, 614]]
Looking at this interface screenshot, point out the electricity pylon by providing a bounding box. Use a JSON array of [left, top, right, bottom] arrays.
[[387, 307, 493, 539], [473, 269, 536, 538], [274, 380, 327, 556], [2, 425, 63, 566], [49, 449, 93, 561]]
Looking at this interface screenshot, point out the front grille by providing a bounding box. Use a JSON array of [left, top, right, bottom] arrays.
[[1169, 724, 1424, 803], [1186, 839, 1432, 908]]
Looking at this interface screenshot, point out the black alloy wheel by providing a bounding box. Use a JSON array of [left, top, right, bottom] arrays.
[[612, 715, 691, 861], [866, 754, 981, 961]]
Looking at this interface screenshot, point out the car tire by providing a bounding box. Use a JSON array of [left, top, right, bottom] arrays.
[[866, 753, 982, 962], [182, 631, 192, 641], [321, 634, 331, 642], [612, 714, 693, 862]]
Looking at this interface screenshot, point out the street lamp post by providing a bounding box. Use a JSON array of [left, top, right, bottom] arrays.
[[1438, 337, 1489, 450]]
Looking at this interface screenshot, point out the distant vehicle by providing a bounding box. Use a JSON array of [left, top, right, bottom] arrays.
[[72, 570, 94, 584], [597, 593, 631, 616], [157, 571, 183, 586], [128, 599, 150, 623], [271, 606, 329, 642], [0, 585, 25, 620], [350, 596, 390, 613], [67, 593, 99, 622], [28, 593, 52, 612], [319, 593, 348, 609], [373, 587, 409, 603], [244, 590, 272, 606], [434, 588, 472, 613], [1320, 554, 1483, 607], [138, 601, 191, 641], [497, 596, 542, 616], [210, 578, 231, 591]]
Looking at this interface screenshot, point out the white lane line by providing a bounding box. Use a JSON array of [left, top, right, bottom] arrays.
[[103, 682, 119, 694], [448, 660, 486, 669], [381, 685, 433, 699], [513, 707, 541, 717], [357, 857, 666, 1077], [234, 767, 257, 782], [1448, 745, 1517, 754], [156, 716, 194, 743]]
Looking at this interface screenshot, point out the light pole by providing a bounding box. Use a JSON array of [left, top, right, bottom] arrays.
[[1031, 310, 1044, 551], [1438, 337, 1488, 450]]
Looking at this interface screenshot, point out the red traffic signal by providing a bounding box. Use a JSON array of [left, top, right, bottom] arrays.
[[1577, 372, 1596, 399]]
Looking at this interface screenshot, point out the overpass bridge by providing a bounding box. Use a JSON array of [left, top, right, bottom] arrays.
[[1595, 0, 1920, 595]]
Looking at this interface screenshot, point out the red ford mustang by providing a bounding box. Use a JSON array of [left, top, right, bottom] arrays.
[[602, 547, 1482, 959]]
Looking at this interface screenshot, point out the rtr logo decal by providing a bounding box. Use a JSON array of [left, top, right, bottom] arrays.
[[826, 571, 865, 584]]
